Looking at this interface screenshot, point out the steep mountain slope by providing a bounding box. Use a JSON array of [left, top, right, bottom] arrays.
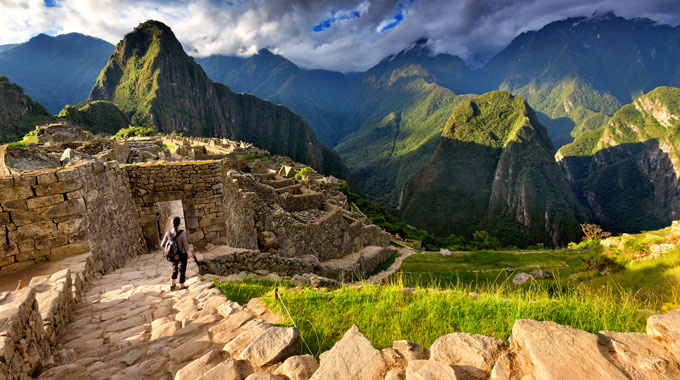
[[57, 101, 129, 135], [481, 12, 680, 149], [400, 91, 587, 246], [0, 75, 54, 143], [557, 86, 680, 233], [0, 33, 114, 113], [335, 59, 473, 207], [88, 20, 351, 179], [197, 50, 351, 145]]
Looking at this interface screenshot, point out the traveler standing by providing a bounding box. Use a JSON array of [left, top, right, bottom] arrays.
[[161, 216, 191, 290]]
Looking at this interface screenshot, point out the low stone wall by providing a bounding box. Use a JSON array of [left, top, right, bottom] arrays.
[[0, 161, 146, 275], [196, 245, 396, 283], [29, 269, 73, 346], [0, 287, 51, 378]]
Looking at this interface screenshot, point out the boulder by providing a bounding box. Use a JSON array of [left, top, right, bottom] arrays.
[[530, 269, 550, 279], [274, 355, 319, 380], [393, 341, 428, 362], [239, 327, 301, 367], [223, 323, 273, 355], [511, 319, 628, 380], [245, 375, 282, 380], [646, 308, 680, 360], [405, 360, 458, 380], [197, 358, 252, 380], [257, 231, 278, 252], [429, 333, 505, 380], [489, 353, 512, 380], [512, 273, 534, 285], [0, 145, 60, 175], [310, 325, 387, 380], [175, 349, 229, 380], [599, 330, 680, 379]]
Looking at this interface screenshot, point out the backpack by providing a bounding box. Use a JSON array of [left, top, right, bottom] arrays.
[[164, 229, 183, 262]]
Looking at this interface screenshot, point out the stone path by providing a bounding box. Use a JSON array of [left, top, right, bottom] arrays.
[[366, 246, 415, 284], [36, 251, 298, 380]]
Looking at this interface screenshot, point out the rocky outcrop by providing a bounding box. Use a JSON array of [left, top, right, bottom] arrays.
[[310, 325, 387, 380], [400, 91, 587, 247]]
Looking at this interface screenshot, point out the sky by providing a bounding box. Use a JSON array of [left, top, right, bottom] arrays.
[[1, 0, 680, 72]]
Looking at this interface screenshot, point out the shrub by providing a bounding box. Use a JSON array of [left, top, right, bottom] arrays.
[[295, 167, 316, 181], [580, 223, 611, 242], [112, 126, 155, 140], [8, 141, 26, 148]]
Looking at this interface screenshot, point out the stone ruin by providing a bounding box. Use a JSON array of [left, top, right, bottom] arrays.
[[0, 125, 678, 379]]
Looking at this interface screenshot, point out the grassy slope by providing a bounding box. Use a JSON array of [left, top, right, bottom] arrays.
[[57, 100, 129, 135]]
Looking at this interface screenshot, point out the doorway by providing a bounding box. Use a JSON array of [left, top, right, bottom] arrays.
[[155, 199, 186, 246]]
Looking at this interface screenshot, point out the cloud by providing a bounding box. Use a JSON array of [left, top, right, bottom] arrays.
[[0, 0, 679, 71]]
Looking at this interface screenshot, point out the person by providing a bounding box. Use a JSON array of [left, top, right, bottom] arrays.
[[161, 216, 191, 291]]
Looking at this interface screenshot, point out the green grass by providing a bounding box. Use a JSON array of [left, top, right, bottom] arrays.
[[214, 279, 286, 306], [216, 279, 652, 357]]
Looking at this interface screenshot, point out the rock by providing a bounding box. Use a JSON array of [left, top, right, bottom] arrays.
[[169, 333, 212, 363], [468, 292, 480, 300], [646, 308, 680, 360], [223, 323, 273, 355], [529, 269, 550, 279], [599, 330, 680, 379], [274, 355, 319, 380], [310, 324, 387, 380], [257, 231, 278, 252], [245, 375, 282, 380], [511, 319, 628, 380], [151, 321, 181, 340], [393, 340, 428, 362], [60, 148, 94, 166], [175, 349, 228, 380], [384, 369, 406, 380], [512, 273, 534, 285], [489, 353, 512, 380], [121, 349, 144, 366], [405, 360, 458, 380], [0, 145, 61, 175], [429, 333, 505, 380], [197, 358, 252, 380], [503, 268, 513, 273], [240, 327, 301, 367]]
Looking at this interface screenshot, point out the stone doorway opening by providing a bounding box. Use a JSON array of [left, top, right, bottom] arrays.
[[155, 199, 186, 248]]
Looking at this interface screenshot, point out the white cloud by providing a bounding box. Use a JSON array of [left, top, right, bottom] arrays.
[[0, 0, 679, 71]]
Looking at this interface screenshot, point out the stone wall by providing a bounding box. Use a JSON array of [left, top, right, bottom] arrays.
[[0, 161, 146, 275], [125, 161, 234, 249], [0, 287, 51, 379]]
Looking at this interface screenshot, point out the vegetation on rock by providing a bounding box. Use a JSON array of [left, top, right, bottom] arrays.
[[57, 100, 129, 135]]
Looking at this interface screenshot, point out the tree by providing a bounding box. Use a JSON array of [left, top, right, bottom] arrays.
[[580, 223, 611, 242]]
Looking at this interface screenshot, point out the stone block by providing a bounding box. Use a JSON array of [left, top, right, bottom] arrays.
[[34, 179, 82, 197], [0, 186, 33, 202], [0, 213, 9, 225], [27, 195, 64, 209], [40, 198, 86, 219], [47, 241, 90, 259], [10, 211, 40, 227], [1, 200, 27, 212], [36, 172, 58, 185]]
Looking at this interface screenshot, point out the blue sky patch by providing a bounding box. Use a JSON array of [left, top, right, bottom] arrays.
[[377, 2, 405, 33], [313, 8, 361, 32], [44, 0, 58, 7]]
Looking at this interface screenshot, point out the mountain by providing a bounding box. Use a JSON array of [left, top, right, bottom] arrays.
[[57, 101, 129, 135], [0, 75, 54, 143], [334, 49, 474, 207], [400, 91, 588, 246], [0, 33, 114, 113], [197, 50, 351, 145], [88, 20, 352, 180], [481, 12, 680, 149], [557, 86, 680, 234]]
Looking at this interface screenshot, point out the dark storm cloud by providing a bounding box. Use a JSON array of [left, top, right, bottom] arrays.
[[2, 0, 680, 71]]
